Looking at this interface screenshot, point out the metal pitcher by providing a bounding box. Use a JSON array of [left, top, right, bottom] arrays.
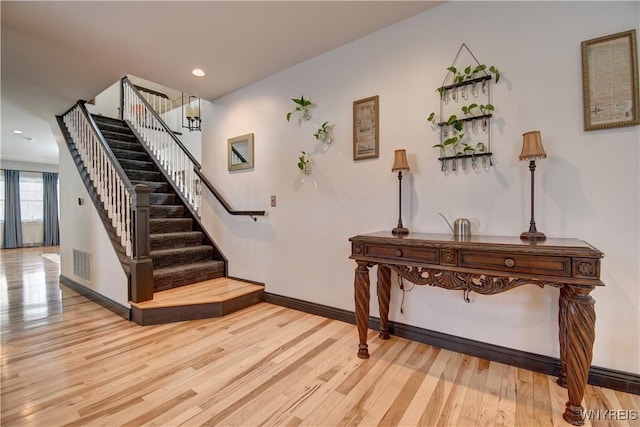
[[439, 213, 472, 238]]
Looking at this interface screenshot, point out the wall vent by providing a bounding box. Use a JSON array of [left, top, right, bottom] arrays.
[[73, 249, 92, 281]]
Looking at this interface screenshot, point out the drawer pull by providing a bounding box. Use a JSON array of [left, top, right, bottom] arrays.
[[394, 249, 403, 257], [504, 258, 515, 268]]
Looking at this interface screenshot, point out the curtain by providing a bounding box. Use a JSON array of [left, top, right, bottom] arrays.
[[3, 170, 22, 248], [43, 172, 59, 246]]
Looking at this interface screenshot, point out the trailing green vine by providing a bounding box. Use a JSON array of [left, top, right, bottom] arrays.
[[286, 95, 312, 122]]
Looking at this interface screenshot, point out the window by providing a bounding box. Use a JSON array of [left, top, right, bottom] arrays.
[[19, 172, 44, 222], [0, 172, 4, 223]]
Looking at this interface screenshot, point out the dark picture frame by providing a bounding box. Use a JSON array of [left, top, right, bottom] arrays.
[[582, 29, 639, 131]]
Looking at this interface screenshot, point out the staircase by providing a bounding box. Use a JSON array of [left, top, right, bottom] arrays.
[[85, 115, 264, 324], [93, 115, 226, 292]]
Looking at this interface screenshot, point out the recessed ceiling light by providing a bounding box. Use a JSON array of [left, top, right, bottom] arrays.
[[192, 68, 205, 77], [12, 130, 23, 134]]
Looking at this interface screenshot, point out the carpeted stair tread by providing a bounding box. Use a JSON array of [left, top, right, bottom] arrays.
[[119, 158, 155, 171], [150, 218, 193, 233], [93, 121, 130, 134], [93, 115, 122, 123], [150, 231, 203, 250], [125, 169, 163, 182], [101, 130, 138, 142], [153, 261, 225, 292], [149, 193, 177, 205], [106, 139, 146, 152], [111, 148, 149, 161], [150, 245, 214, 268], [150, 205, 185, 218], [132, 180, 169, 193]]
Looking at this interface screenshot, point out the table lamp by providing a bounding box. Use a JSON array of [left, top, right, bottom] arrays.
[[392, 149, 410, 235], [519, 130, 547, 241]]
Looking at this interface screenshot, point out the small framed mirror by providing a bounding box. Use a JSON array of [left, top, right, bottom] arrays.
[[228, 133, 254, 171]]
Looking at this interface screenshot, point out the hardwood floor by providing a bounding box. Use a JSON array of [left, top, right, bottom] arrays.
[[1, 247, 638, 426]]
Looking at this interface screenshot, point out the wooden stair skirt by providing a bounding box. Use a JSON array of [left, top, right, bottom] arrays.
[[130, 277, 265, 325]]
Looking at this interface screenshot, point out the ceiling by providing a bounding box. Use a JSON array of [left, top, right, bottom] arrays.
[[1, 1, 442, 167]]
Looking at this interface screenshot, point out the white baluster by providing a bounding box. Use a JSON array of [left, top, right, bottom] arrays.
[[115, 175, 119, 230], [125, 193, 131, 257]]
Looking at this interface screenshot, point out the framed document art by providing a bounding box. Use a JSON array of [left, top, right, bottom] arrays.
[[582, 29, 639, 131], [353, 95, 379, 160]]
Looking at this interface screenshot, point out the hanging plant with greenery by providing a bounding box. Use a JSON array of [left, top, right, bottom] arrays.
[[286, 95, 312, 122]]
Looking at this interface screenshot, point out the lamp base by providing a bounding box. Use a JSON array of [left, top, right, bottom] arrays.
[[520, 231, 546, 241], [392, 227, 409, 236]]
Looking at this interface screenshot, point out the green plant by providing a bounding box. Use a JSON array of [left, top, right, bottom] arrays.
[[314, 121, 332, 141], [286, 95, 312, 122], [427, 113, 465, 129], [432, 133, 465, 154], [461, 103, 479, 116], [436, 64, 501, 98], [455, 141, 486, 157], [457, 143, 475, 157], [478, 104, 495, 115], [446, 66, 465, 84], [473, 64, 500, 83], [297, 151, 310, 172], [447, 115, 464, 132]]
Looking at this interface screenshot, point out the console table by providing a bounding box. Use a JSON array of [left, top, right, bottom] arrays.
[[349, 231, 604, 426]]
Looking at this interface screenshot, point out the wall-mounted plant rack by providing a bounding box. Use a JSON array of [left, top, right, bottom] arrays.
[[428, 44, 500, 172]]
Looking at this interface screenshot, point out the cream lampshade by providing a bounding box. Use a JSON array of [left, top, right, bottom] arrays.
[[519, 130, 547, 161], [392, 149, 410, 172]]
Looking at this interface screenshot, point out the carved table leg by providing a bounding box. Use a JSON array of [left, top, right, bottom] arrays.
[[557, 285, 569, 388], [562, 285, 596, 426], [377, 265, 391, 340], [354, 261, 371, 359]]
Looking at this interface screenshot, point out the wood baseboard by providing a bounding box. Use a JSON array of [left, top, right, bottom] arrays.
[[264, 292, 640, 394], [59, 275, 130, 320]]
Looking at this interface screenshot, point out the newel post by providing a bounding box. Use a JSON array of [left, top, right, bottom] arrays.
[[129, 184, 153, 302]]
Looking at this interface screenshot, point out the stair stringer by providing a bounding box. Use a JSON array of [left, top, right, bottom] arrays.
[[56, 115, 131, 277], [123, 120, 228, 276]]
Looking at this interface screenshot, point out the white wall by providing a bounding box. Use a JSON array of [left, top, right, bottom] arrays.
[[201, 2, 639, 374], [55, 126, 129, 307], [86, 81, 121, 119]]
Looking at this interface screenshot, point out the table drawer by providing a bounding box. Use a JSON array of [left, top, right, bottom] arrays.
[[458, 251, 571, 276], [364, 244, 439, 264]]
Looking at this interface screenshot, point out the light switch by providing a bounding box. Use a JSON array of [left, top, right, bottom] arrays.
[[270, 195, 276, 207]]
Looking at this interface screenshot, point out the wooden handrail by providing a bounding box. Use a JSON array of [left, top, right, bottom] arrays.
[[194, 168, 265, 221], [134, 84, 170, 99], [77, 101, 135, 191]]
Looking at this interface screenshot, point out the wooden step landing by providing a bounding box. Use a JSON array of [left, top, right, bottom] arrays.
[[130, 277, 264, 325]]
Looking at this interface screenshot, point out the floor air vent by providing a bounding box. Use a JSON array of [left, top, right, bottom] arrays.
[[73, 249, 91, 281]]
